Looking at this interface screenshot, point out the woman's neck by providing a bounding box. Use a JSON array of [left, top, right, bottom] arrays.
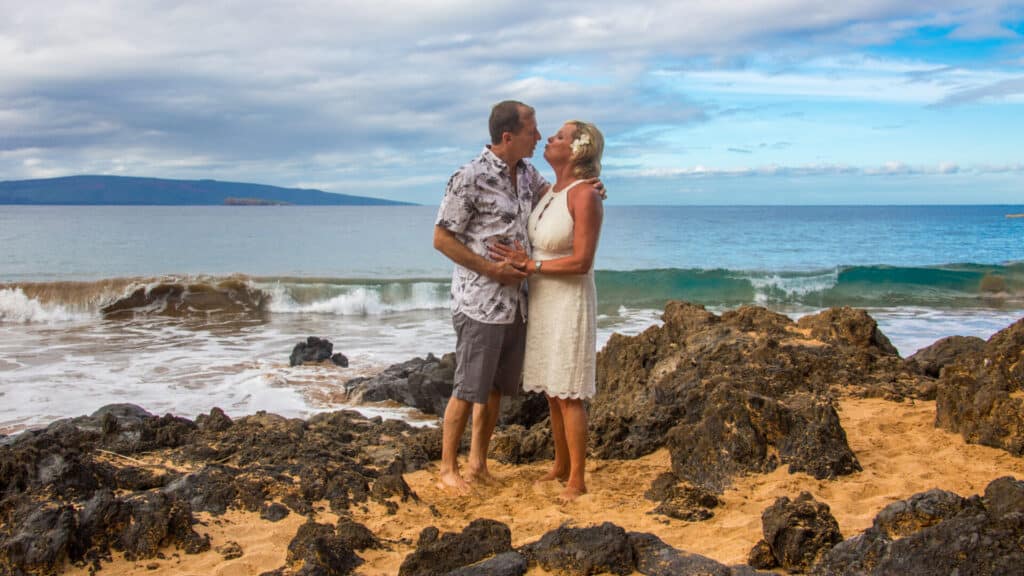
[[551, 165, 578, 191]]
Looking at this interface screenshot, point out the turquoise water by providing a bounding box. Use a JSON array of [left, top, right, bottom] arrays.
[[2, 205, 1021, 310], [2, 205, 1021, 280], [1, 204, 1022, 433]]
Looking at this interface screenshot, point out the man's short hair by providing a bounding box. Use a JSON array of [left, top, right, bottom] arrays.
[[489, 100, 534, 144]]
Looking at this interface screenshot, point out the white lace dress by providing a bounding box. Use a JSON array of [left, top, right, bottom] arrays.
[[522, 180, 597, 399]]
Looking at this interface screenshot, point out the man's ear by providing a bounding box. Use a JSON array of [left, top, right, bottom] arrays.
[[501, 131, 514, 144]]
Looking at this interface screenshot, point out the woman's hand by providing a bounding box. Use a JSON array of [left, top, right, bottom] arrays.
[[488, 241, 531, 270]]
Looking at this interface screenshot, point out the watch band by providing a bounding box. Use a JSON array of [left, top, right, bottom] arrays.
[[534, 260, 543, 272]]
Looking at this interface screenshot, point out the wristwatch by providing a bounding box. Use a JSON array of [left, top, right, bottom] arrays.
[[534, 260, 543, 272]]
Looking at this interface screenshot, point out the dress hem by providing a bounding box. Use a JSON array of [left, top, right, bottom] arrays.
[[522, 384, 594, 400]]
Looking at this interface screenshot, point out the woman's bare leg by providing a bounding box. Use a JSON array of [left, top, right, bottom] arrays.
[[558, 397, 588, 501], [539, 394, 570, 482]]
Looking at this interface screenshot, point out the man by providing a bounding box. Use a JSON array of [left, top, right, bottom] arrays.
[[433, 100, 547, 493]]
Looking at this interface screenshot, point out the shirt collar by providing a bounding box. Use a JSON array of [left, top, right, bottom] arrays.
[[483, 146, 525, 172]]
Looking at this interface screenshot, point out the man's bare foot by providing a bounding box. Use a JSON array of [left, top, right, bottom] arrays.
[[465, 465, 498, 485], [437, 470, 471, 495], [537, 468, 569, 483], [557, 485, 587, 503]]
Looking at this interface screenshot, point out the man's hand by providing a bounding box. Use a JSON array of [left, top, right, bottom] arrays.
[[586, 177, 607, 199], [435, 226, 526, 285], [488, 241, 530, 271], [490, 260, 528, 285]]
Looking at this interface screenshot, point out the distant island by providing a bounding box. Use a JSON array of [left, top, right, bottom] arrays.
[[0, 175, 413, 206]]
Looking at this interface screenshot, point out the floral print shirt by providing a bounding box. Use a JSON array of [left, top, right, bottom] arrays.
[[436, 147, 549, 324]]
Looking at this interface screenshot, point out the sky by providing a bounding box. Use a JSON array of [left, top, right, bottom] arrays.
[[1, 1, 1022, 205]]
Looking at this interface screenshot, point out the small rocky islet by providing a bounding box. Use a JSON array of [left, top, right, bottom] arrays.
[[1, 302, 1022, 575]]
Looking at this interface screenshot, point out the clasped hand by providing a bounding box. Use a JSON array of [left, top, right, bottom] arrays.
[[488, 241, 531, 272]]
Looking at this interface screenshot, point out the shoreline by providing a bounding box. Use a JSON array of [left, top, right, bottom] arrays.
[[2, 304, 1023, 437]]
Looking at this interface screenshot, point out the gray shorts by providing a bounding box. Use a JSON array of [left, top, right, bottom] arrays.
[[452, 310, 526, 404]]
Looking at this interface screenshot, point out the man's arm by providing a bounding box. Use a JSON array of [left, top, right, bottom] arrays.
[[433, 226, 527, 285]]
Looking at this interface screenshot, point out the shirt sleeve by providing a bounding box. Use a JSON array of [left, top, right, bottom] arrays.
[[435, 168, 474, 234]]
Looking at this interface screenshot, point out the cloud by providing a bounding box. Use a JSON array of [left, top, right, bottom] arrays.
[[934, 76, 1024, 106], [615, 161, 1023, 179], [667, 54, 1024, 105], [0, 0, 1020, 203]]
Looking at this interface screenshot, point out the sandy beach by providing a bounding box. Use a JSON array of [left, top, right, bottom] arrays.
[[61, 395, 1024, 575]]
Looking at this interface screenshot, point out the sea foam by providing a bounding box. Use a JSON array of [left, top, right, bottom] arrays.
[[264, 281, 449, 315], [0, 288, 87, 324], [747, 268, 841, 304]]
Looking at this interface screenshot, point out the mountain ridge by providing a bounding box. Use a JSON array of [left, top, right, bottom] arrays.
[[0, 175, 413, 206]]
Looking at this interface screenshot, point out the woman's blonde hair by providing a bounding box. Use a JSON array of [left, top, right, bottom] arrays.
[[568, 120, 604, 179]]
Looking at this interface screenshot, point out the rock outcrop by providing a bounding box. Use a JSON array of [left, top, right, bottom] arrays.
[[393, 519, 773, 576], [748, 492, 843, 572], [495, 303, 919, 492], [289, 336, 348, 367], [0, 403, 428, 575], [519, 523, 772, 576], [644, 472, 721, 521], [344, 353, 456, 416], [343, 352, 550, 428], [812, 476, 1024, 575], [261, 521, 363, 575], [936, 317, 1024, 455], [398, 519, 513, 576], [905, 335, 986, 379], [523, 522, 636, 575]]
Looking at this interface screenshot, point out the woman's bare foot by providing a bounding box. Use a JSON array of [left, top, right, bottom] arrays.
[[465, 464, 498, 486], [436, 470, 471, 495], [558, 484, 587, 503]]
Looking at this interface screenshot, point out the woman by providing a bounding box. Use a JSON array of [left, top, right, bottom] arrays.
[[491, 120, 604, 502]]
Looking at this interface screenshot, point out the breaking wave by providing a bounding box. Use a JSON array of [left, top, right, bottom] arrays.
[[3, 262, 1022, 324]]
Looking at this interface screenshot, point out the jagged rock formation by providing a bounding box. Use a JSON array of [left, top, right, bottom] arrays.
[[344, 353, 456, 416], [260, 521, 363, 575], [748, 492, 843, 572], [398, 519, 513, 576], [644, 472, 721, 522], [343, 352, 551, 427], [289, 336, 348, 367], [398, 520, 772, 576], [936, 317, 1024, 455], [0, 404, 430, 575], [905, 335, 986, 379], [494, 303, 927, 492], [812, 476, 1024, 575]]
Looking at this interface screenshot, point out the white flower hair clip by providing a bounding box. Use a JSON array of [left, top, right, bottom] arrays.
[[571, 133, 591, 156]]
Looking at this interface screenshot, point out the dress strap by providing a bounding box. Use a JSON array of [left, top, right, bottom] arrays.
[[551, 179, 586, 195]]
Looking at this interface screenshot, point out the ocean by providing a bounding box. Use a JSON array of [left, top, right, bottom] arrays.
[[2, 204, 1022, 434]]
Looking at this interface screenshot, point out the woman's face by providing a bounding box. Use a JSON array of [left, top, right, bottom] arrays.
[[543, 123, 577, 166]]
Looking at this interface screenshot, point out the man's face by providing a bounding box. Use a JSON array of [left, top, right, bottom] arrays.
[[508, 108, 541, 160]]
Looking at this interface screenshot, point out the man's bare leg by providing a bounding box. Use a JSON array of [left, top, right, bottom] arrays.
[[437, 394, 472, 494], [558, 398, 588, 502], [466, 389, 501, 484], [538, 394, 569, 482]]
